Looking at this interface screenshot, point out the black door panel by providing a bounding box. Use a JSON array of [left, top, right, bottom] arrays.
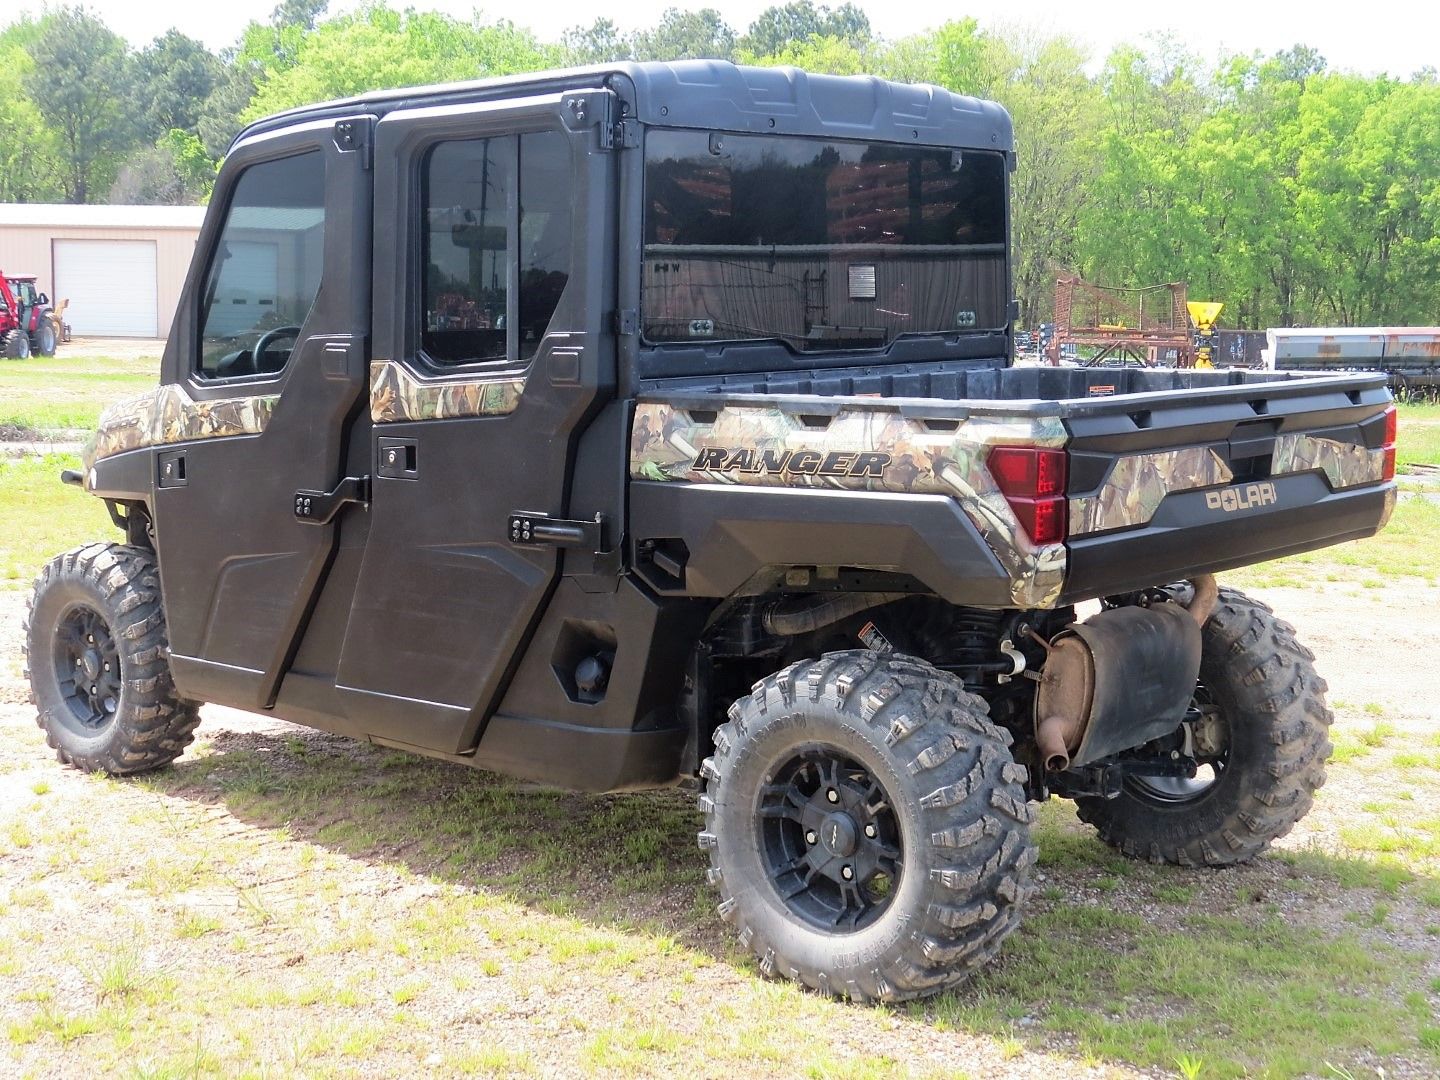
[[151, 122, 374, 711], [333, 92, 615, 754]]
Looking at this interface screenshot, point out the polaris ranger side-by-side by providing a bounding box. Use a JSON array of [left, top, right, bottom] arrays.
[[27, 62, 1396, 1001]]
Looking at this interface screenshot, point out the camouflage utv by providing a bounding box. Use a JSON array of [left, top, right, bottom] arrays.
[[28, 62, 1396, 1001]]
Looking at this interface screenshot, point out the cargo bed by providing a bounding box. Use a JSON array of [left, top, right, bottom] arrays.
[[629, 364, 1396, 608]]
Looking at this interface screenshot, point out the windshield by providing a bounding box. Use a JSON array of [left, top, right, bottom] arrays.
[[643, 130, 1007, 351]]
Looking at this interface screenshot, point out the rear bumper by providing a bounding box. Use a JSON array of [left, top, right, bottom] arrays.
[[1061, 475, 1395, 602]]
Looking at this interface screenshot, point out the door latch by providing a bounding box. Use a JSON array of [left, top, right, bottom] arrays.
[[294, 476, 370, 524], [508, 511, 608, 553]]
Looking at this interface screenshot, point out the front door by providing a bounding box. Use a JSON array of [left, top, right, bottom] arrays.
[[333, 89, 615, 754], [151, 117, 373, 710]]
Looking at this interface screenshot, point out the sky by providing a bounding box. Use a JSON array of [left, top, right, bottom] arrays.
[[4, 0, 1437, 79]]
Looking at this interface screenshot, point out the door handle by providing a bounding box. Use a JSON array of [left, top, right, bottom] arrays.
[[294, 476, 370, 524]]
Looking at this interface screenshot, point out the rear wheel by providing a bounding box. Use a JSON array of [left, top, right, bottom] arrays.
[[1075, 588, 1331, 866], [2, 329, 30, 359], [25, 543, 200, 775], [700, 651, 1035, 1002]]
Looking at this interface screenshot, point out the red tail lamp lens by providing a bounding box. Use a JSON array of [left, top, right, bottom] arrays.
[[988, 445, 1069, 544], [1008, 495, 1068, 546], [1381, 406, 1398, 481], [987, 446, 1068, 497]]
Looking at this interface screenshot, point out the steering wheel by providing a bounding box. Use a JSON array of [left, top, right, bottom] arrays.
[[253, 326, 302, 372]]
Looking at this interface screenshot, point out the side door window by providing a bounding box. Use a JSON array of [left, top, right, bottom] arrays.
[[418, 129, 572, 370], [198, 151, 327, 381]]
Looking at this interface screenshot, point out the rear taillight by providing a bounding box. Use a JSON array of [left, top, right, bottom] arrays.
[[1381, 405, 1398, 481], [988, 446, 1068, 545]]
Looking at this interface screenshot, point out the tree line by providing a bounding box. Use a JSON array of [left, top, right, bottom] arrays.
[[1, 1, 1436, 328]]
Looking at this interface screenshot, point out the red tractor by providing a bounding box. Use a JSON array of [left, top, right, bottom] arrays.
[[0, 271, 59, 358]]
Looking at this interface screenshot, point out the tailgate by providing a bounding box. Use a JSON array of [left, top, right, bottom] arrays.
[[1058, 373, 1396, 602]]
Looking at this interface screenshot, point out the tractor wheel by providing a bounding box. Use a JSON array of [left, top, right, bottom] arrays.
[[1075, 588, 1331, 866], [25, 543, 201, 775], [2, 329, 30, 359], [700, 651, 1035, 1002], [32, 319, 57, 357]]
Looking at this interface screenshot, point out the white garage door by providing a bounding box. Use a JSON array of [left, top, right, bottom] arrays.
[[53, 239, 159, 337]]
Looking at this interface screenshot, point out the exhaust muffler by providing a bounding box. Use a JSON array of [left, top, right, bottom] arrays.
[[1034, 577, 1214, 772]]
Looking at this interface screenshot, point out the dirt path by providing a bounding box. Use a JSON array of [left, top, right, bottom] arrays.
[[2, 572, 1438, 1078]]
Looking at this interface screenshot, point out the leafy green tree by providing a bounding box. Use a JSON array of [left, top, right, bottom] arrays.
[[241, 7, 558, 121], [0, 39, 62, 201], [136, 31, 221, 139], [24, 7, 139, 202], [742, 1, 870, 56], [271, 0, 328, 31], [746, 33, 868, 75], [109, 130, 216, 204], [562, 18, 632, 64], [631, 8, 736, 61]]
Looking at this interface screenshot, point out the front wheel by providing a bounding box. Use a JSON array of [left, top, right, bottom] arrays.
[[1075, 587, 1332, 866], [24, 543, 200, 775], [700, 651, 1035, 1002]]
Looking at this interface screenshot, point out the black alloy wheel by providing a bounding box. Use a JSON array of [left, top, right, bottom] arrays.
[[52, 604, 121, 733], [1124, 686, 1229, 805], [758, 747, 903, 932]]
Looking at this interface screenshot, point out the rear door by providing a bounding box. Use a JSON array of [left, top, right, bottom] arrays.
[[333, 89, 615, 755], [150, 117, 373, 710]]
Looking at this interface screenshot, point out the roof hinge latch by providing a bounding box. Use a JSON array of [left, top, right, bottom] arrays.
[[333, 118, 373, 169], [600, 117, 640, 152]]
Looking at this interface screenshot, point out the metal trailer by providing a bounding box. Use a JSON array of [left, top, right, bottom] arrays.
[[1267, 327, 1440, 398]]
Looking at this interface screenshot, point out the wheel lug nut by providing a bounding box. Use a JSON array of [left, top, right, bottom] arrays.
[[864, 823, 877, 838], [826, 788, 838, 803], [841, 865, 854, 881], [805, 830, 817, 845]]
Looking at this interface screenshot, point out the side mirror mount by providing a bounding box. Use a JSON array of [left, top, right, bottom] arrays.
[[37, 293, 49, 306]]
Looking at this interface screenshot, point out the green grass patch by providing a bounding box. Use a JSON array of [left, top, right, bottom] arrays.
[[1225, 495, 1440, 587], [921, 904, 1424, 1078], [0, 355, 158, 435], [0, 453, 115, 588], [1397, 402, 1440, 468]]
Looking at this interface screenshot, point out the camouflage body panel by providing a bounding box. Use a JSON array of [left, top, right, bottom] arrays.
[[1271, 432, 1386, 490], [630, 399, 1067, 607], [1069, 448, 1233, 536], [1069, 433, 1386, 537], [84, 384, 278, 471], [370, 360, 524, 423]]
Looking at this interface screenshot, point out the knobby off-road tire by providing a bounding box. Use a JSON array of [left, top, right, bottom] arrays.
[[24, 543, 200, 775], [32, 319, 57, 357], [700, 650, 1036, 1002], [2, 329, 30, 359], [1075, 587, 1332, 866]]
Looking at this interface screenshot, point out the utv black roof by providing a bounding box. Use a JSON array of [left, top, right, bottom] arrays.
[[233, 60, 1013, 154]]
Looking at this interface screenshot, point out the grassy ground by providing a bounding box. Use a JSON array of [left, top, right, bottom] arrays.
[[1, 364, 1439, 1076], [0, 355, 159, 437], [1398, 413, 1440, 468], [2, 695, 1438, 1079], [0, 454, 111, 588]]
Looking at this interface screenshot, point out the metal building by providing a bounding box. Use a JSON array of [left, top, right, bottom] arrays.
[[0, 204, 205, 338]]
